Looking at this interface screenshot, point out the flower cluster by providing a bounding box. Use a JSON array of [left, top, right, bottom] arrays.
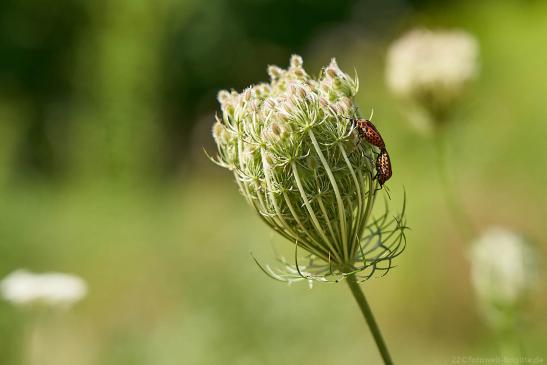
[[470, 227, 539, 325], [1, 270, 87, 308], [386, 29, 479, 126], [211, 56, 406, 284]]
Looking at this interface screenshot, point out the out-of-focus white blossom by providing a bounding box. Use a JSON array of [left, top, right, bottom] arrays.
[[470, 227, 539, 308], [1, 270, 87, 308], [386, 28, 479, 124]]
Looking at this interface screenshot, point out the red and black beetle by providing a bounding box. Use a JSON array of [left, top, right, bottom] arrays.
[[375, 148, 392, 187], [349, 118, 386, 149]]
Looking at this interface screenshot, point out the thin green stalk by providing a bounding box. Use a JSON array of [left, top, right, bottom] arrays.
[[496, 307, 524, 360], [338, 143, 363, 253], [308, 130, 349, 261], [346, 275, 394, 365], [434, 127, 476, 240], [291, 161, 343, 263]]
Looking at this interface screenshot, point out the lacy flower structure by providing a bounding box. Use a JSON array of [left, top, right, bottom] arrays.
[[211, 55, 407, 284]]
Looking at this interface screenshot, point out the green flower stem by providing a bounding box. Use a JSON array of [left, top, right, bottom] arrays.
[[496, 308, 524, 360], [434, 126, 476, 240], [346, 275, 394, 365]]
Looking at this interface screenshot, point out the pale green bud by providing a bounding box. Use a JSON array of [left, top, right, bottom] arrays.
[[217, 90, 231, 106], [336, 96, 354, 116], [270, 122, 283, 137], [212, 120, 226, 145], [242, 87, 252, 102], [268, 65, 284, 81], [325, 58, 341, 78], [290, 54, 303, 68]]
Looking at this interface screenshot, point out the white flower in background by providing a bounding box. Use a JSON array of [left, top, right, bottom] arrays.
[[470, 227, 539, 308], [387, 28, 479, 98], [1, 270, 87, 308], [386, 28, 479, 125]]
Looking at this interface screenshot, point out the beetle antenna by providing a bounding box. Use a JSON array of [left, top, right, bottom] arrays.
[[369, 108, 374, 121]]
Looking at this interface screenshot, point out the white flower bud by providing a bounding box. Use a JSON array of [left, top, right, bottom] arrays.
[[268, 65, 284, 81], [261, 152, 277, 174], [318, 97, 329, 109], [253, 83, 271, 98], [292, 84, 307, 99], [217, 90, 231, 105], [338, 97, 353, 115], [325, 58, 341, 78], [240, 142, 256, 165], [212, 120, 232, 146], [320, 81, 331, 94], [292, 67, 306, 79], [270, 122, 283, 136], [223, 102, 235, 118], [242, 87, 252, 102], [290, 54, 303, 69]]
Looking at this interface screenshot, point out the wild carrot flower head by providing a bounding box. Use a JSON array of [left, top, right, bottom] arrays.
[[470, 227, 539, 324], [211, 55, 407, 284], [386, 29, 479, 126], [0, 270, 88, 309]]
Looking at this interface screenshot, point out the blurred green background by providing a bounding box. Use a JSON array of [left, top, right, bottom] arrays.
[[0, 0, 546, 364]]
